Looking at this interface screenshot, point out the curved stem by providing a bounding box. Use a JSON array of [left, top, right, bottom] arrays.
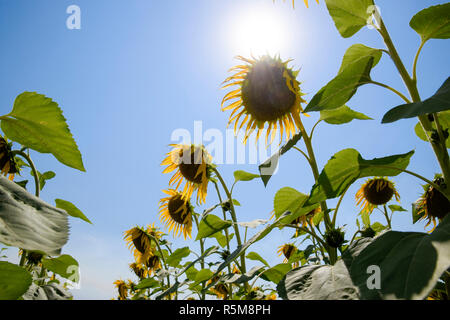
[[412, 41, 425, 82], [369, 80, 411, 103], [293, 146, 311, 165], [149, 233, 171, 299], [383, 205, 392, 229], [11, 150, 40, 197], [309, 119, 323, 141], [332, 185, 349, 227]]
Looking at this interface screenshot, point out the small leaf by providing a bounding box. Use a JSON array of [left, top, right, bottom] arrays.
[[37, 171, 56, 191], [14, 180, 28, 189], [361, 210, 370, 228], [246, 252, 270, 267], [55, 199, 91, 224], [1, 92, 85, 171], [259, 132, 302, 186], [195, 215, 233, 241], [207, 231, 234, 248], [320, 105, 372, 125], [324, 0, 375, 38], [382, 77, 450, 123], [388, 205, 407, 213], [260, 263, 292, 284], [42, 254, 79, 282], [135, 278, 160, 290], [166, 247, 190, 268], [0, 262, 32, 300], [233, 170, 260, 183], [193, 269, 214, 285], [410, 3, 450, 42], [415, 110, 450, 148]]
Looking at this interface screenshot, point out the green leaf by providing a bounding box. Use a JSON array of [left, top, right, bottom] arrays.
[[350, 215, 450, 299], [260, 263, 292, 284], [185, 266, 199, 281], [0, 262, 32, 300], [307, 149, 414, 204], [371, 222, 387, 233], [55, 199, 91, 224], [258, 132, 302, 186], [208, 231, 234, 248], [320, 105, 372, 125], [305, 44, 381, 112], [273, 187, 308, 219], [14, 180, 28, 190], [195, 214, 232, 241], [361, 210, 370, 228], [193, 269, 214, 285], [383, 77, 450, 123], [324, 0, 375, 38], [0, 176, 69, 256], [42, 254, 79, 282], [246, 252, 270, 267], [166, 247, 190, 268], [36, 171, 55, 191], [388, 205, 407, 213], [1, 92, 85, 171], [415, 110, 450, 148], [410, 3, 450, 42], [233, 170, 260, 183], [135, 278, 160, 290]]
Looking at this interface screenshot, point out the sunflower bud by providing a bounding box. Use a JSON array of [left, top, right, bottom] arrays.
[[325, 229, 346, 248], [360, 227, 376, 238]]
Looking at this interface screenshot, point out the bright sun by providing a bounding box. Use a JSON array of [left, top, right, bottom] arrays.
[[229, 8, 289, 57]]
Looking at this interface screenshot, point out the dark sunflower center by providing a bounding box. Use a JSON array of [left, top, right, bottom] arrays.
[[168, 195, 190, 225], [146, 255, 160, 269], [363, 180, 394, 205], [283, 245, 295, 259], [241, 60, 296, 122], [132, 230, 148, 254], [426, 187, 450, 219], [178, 148, 205, 184]]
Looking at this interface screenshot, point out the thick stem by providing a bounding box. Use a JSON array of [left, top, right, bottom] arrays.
[[193, 215, 206, 300], [11, 150, 40, 197], [383, 205, 392, 229]]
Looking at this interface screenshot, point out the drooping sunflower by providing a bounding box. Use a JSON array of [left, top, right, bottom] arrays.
[[129, 262, 148, 279], [145, 255, 161, 275], [159, 189, 193, 239], [274, 0, 319, 9], [291, 206, 321, 237], [124, 226, 155, 260], [355, 177, 400, 213], [221, 55, 307, 145], [414, 177, 450, 232], [0, 136, 17, 180], [207, 274, 228, 300], [277, 243, 299, 268], [161, 144, 212, 204], [113, 280, 129, 300]]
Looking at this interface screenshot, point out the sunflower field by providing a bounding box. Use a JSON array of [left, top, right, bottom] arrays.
[[0, 0, 449, 301]]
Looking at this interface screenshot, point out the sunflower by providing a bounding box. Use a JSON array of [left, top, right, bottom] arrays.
[[145, 255, 161, 275], [113, 280, 129, 300], [277, 243, 299, 268], [414, 177, 450, 232], [0, 136, 17, 180], [221, 55, 307, 145], [207, 275, 228, 300], [291, 206, 321, 237], [124, 226, 155, 260], [274, 0, 319, 9], [129, 263, 148, 279], [159, 189, 193, 239], [161, 144, 212, 204], [355, 177, 400, 213]]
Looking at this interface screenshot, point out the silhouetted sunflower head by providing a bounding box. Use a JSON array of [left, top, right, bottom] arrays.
[[356, 177, 400, 213], [161, 144, 212, 204], [277, 243, 299, 267], [124, 226, 156, 260], [113, 280, 129, 300], [221, 55, 307, 145], [159, 189, 193, 239], [0, 136, 17, 180]]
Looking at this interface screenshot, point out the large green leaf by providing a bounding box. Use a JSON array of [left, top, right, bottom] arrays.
[[0, 176, 69, 256], [308, 149, 414, 204], [195, 214, 232, 241], [55, 199, 91, 224], [246, 252, 270, 267], [382, 77, 450, 123], [410, 3, 450, 42], [320, 105, 372, 125], [258, 132, 302, 186], [324, 0, 375, 38], [0, 92, 85, 171], [0, 262, 32, 300], [350, 215, 450, 300], [305, 44, 381, 112], [135, 278, 160, 290], [41, 254, 79, 282], [260, 263, 292, 284], [273, 187, 318, 225]]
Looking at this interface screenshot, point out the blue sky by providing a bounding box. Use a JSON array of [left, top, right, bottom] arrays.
[[0, 0, 449, 299]]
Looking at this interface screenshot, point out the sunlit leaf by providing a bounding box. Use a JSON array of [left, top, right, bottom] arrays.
[[320, 105, 372, 125], [0, 261, 32, 300], [42, 254, 79, 282], [55, 199, 91, 224], [410, 3, 450, 42], [0, 92, 85, 171], [246, 252, 270, 267], [233, 170, 260, 183], [260, 263, 292, 284], [166, 247, 190, 268], [195, 215, 232, 241]]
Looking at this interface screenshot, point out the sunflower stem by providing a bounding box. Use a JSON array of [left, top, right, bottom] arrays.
[[193, 214, 207, 300], [368, 80, 411, 104], [212, 167, 250, 291], [377, 18, 450, 200], [383, 205, 392, 229], [11, 150, 40, 197]]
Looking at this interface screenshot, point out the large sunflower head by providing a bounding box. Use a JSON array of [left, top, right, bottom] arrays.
[[129, 262, 148, 280], [145, 255, 161, 274], [356, 177, 400, 213], [415, 177, 450, 232], [221, 55, 307, 145], [0, 135, 17, 180], [161, 144, 212, 204], [159, 189, 193, 239]]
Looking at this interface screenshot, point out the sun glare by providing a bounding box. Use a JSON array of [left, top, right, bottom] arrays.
[[229, 8, 289, 57]]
